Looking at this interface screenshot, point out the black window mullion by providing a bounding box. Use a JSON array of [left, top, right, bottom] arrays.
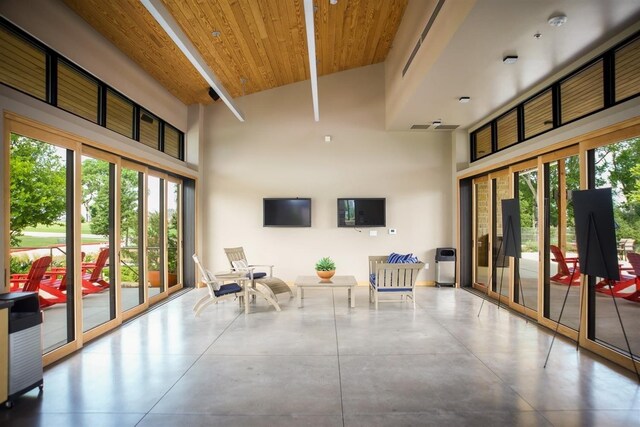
[[179, 132, 185, 161], [159, 121, 165, 152], [98, 84, 107, 126], [517, 104, 525, 143], [138, 172, 145, 303], [552, 83, 561, 127], [133, 105, 141, 141], [47, 52, 58, 106], [603, 51, 615, 107], [543, 163, 550, 319], [586, 149, 596, 339], [160, 179, 166, 291], [490, 121, 498, 154], [65, 149, 75, 343], [108, 163, 116, 319]]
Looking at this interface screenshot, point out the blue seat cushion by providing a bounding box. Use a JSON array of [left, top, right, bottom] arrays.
[[214, 283, 242, 297], [247, 272, 267, 279]]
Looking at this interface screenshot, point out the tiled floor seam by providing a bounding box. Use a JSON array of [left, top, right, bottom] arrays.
[[134, 309, 243, 426], [332, 289, 347, 427]]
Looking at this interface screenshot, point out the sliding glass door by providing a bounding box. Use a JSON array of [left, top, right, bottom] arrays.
[[513, 161, 539, 315], [9, 133, 76, 353], [120, 161, 145, 313], [80, 149, 117, 332], [473, 177, 490, 289], [542, 148, 581, 331], [490, 171, 511, 301]]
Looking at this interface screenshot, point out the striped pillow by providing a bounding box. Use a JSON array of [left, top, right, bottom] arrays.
[[387, 252, 413, 263]]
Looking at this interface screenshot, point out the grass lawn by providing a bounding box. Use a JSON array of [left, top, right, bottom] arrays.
[[23, 222, 93, 234], [15, 235, 106, 248]]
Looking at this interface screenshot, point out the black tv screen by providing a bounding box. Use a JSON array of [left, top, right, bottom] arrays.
[[263, 198, 311, 227], [337, 198, 386, 227]]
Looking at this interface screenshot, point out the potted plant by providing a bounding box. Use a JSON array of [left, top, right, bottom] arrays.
[[315, 256, 336, 280]]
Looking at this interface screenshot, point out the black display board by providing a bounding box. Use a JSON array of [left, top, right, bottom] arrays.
[[501, 198, 521, 259], [572, 188, 619, 281]]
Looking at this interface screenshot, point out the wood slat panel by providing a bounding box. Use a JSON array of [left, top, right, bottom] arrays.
[[524, 90, 553, 139], [0, 26, 46, 100], [139, 109, 159, 149], [106, 89, 134, 138], [560, 60, 604, 124], [63, 0, 407, 102], [497, 109, 518, 150], [57, 62, 99, 122], [163, 125, 180, 159], [475, 125, 492, 159], [615, 36, 640, 102]]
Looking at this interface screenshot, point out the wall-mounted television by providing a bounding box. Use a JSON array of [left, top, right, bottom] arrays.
[[337, 198, 386, 227], [263, 198, 311, 227]]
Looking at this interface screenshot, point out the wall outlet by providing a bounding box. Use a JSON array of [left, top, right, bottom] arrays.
[[369, 230, 378, 237], [388, 228, 397, 235], [424, 263, 429, 269]]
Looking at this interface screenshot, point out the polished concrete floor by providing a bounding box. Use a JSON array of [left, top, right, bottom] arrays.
[[2, 287, 640, 426]]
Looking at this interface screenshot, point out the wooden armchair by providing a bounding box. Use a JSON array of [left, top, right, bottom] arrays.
[[368, 255, 424, 309]]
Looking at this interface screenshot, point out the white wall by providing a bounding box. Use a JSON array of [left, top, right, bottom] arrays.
[[203, 64, 453, 283]]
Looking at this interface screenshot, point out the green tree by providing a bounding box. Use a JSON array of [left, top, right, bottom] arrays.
[[10, 135, 66, 246], [594, 138, 640, 247]]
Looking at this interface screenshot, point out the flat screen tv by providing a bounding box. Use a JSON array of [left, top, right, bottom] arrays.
[[263, 198, 311, 227], [337, 198, 386, 227]]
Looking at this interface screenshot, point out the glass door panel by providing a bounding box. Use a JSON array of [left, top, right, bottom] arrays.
[[120, 166, 144, 311], [544, 154, 580, 330], [515, 167, 539, 312], [167, 179, 181, 288], [591, 138, 639, 360], [474, 179, 490, 287], [9, 133, 74, 353], [492, 174, 510, 298], [81, 154, 116, 332], [147, 175, 164, 296]]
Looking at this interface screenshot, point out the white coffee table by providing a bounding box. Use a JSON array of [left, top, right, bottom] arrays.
[[295, 275, 357, 308]]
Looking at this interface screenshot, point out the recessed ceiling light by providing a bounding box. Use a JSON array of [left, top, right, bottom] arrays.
[[211, 31, 221, 37], [533, 32, 542, 39], [458, 96, 471, 103], [548, 14, 568, 27], [330, 0, 338, 4], [503, 55, 518, 64]]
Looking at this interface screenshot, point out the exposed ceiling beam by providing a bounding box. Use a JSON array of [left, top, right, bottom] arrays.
[[303, 0, 319, 121], [140, 0, 245, 121]]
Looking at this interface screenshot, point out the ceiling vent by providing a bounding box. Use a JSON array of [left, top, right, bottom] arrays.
[[402, 0, 446, 77], [434, 124, 459, 130], [411, 124, 431, 130]]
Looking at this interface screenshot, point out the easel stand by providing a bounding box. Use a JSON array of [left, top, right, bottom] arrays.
[[477, 237, 503, 317], [544, 214, 639, 382], [477, 216, 528, 319]]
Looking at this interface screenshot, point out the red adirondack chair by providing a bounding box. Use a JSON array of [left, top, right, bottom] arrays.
[[620, 252, 640, 303], [550, 245, 581, 286], [81, 248, 110, 294], [9, 256, 66, 308]]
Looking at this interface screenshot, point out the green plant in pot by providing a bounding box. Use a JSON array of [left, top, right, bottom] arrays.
[[315, 256, 336, 280]]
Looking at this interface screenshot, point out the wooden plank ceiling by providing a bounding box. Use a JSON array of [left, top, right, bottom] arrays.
[[62, 0, 407, 105]]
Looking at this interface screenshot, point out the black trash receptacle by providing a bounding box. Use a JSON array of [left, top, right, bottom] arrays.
[[0, 292, 43, 408], [435, 247, 456, 287]]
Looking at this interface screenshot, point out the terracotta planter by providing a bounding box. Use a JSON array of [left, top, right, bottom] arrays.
[[148, 271, 178, 287], [316, 270, 335, 280]]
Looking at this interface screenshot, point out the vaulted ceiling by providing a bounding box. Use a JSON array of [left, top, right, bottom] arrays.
[[60, 0, 640, 130], [62, 0, 407, 105]]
